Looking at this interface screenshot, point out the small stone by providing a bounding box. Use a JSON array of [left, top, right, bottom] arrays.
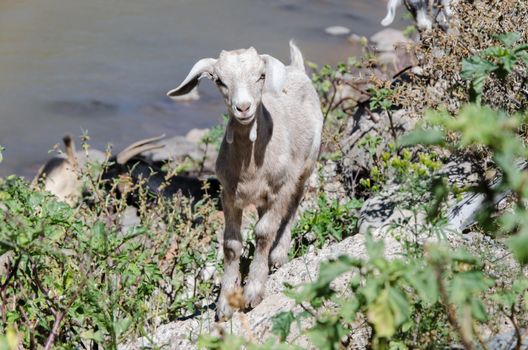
[[325, 26, 351, 36], [120, 206, 140, 233], [347, 33, 362, 43], [200, 264, 216, 282]]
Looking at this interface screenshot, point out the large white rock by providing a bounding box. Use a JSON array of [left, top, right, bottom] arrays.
[[370, 28, 413, 52]]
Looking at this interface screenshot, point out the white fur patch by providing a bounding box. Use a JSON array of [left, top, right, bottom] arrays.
[[249, 120, 258, 142], [416, 9, 433, 31]]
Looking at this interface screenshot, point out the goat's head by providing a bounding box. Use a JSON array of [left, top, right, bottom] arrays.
[[167, 47, 286, 131], [405, 0, 434, 31]]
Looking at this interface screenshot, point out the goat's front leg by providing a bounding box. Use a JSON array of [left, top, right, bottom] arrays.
[[216, 194, 243, 321], [244, 201, 286, 309]]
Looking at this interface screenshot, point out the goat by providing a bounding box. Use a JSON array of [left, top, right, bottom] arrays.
[[167, 41, 323, 319], [381, 0, 455, 32], [34, 135, 221, 208], [33, 135, 82, 206], [101, 135, 221, 207]]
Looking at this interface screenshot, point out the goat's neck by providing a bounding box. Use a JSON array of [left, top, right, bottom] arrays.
[[228, 104, 264, 145]]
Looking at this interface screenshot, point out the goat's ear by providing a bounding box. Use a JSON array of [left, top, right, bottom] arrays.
[[167, 58, 217, 97], [260, 54, 286, 94]]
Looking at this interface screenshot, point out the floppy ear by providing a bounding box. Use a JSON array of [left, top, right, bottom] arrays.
[[260, 54, 286, 94], [167, 58, 217, 97], [381, 0, 402, 26]]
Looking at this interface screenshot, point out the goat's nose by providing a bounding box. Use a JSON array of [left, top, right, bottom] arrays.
[[235, 102, 251, 113]]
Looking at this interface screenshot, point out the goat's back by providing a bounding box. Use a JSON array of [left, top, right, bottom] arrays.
[[262, 65, 323, 163]]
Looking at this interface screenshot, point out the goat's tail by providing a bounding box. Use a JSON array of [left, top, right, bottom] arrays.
[[289, 40, 304, 71], [63, 134, 78, 167], [381, 0, 402, 26]]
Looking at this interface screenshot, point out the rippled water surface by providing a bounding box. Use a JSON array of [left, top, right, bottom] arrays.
[[0, 0, 388, 177]]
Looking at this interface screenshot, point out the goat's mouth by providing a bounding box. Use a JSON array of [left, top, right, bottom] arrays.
[[235, 115, 255, 125]]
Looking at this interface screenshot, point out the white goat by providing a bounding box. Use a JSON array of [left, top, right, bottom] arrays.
[[33, 135, 161, 206], [168, 41, 323, 319], [381, 0, 455, 32], [33, 135, 82, 206]]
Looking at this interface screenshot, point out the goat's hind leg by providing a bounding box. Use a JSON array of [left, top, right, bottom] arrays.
[[216, 194, 243, 321], [270, 169, 313, 268]]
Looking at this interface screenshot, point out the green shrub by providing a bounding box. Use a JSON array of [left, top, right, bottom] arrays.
[[291, 193, 362, 258], [0, 171, 222, 348]]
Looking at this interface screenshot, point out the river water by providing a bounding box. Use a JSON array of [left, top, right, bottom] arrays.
[[0, 0, 388, 178]]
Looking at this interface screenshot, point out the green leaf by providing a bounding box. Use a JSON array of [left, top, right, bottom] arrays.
[[449, 271, 493, 305], [367, 289, 395, 338], [80, 329, 104, 343], [307, 318, 347, 350], [400, 128, 445, 146], [365, 234, 385, 260], [114, 317, 133, 338], [495, 32, 520, 47], [405, 266, 439, 305], [272, 311, 295, 341], [387, 287, 411, 327], [470, 298, 488, 322], [508, 233, 528, 265], [461, 56, 497, 81], [338, 295, 360, 323], [461, 56, 498, 101]]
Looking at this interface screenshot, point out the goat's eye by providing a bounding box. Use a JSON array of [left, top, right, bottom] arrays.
[[258, 74, 265, 82]]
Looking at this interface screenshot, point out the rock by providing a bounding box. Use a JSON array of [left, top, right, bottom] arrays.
[[199, 263, 216, 282], [325, 25, 351, 36], [185, 128, 209, 144], [347, 33, 364, 44], [370, 28, 413, 52], [120, 232, 397, 350], [141, 135, 217, 174], [446, 161, 528, 232], [302, 160, 348, 209], [120, 206, 141, 233], [357, 158, 489, 236], [340, 105, 415, 194], [0, 251, 14, 278], [120, 152, 524, 349], [357, 186, 398, 235], [487, 330, 528, 350], [368, 29, 415, 72]]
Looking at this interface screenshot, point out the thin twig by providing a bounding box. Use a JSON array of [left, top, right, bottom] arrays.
[[509, 306, 523, 350], [434, 264, 475, 350], [1, 256, 21, 325], [323, 79, 339, 124], [43, 279, 86, 350], [386, 109, 399, 143], [391, 65, 415, 81], [364, 107, 381, 123]]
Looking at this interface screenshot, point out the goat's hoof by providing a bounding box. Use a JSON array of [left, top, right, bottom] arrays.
[[269, 250, 289, 269], [215, 299, 234, 321], [243, 281, 264, 309], [216, 287, 244, 321]]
